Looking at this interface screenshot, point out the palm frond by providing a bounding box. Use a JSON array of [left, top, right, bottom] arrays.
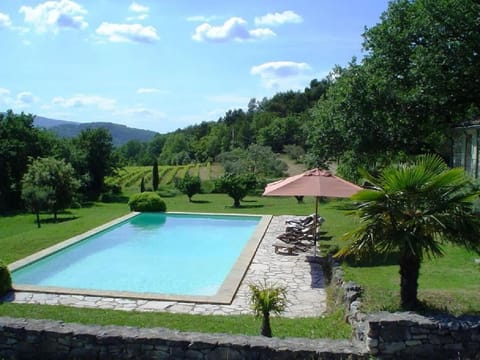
[[339, 154, 480, 261]]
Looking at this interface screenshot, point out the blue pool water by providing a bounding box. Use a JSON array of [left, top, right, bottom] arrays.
[[12, 213, 261, 296]]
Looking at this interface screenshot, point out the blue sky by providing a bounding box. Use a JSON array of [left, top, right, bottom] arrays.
[[0, 0, 390, 133]]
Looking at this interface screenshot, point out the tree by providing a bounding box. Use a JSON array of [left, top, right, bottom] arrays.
[[216, 173, 257, 208], [175, 173, 201, 202], [0, 110, 50, 212], [21, 182, 50, 228], [158, 133, 193, 165], [363, 0, 480, 127], [307, 0, 480, 178], [249, 281, 287, 337], [217, 145, 287, 178], [75, 128, 116, 199], [152, 160, 159, 191], [337, 155, 480, 310], [21, 157, 79, 225]]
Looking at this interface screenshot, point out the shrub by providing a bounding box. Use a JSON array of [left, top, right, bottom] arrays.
[[128, 192, 167, 212], [0, 260, 12, 296]]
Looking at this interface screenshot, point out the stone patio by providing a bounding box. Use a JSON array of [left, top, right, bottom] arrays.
[[4, 216, 327, 318]]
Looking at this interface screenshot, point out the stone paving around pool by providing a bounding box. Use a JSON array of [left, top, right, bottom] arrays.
[[4, 216, 327, 318]]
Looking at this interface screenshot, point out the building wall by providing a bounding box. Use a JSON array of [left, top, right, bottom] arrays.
[[452, 127, 479, 178]]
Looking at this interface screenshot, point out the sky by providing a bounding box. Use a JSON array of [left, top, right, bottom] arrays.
[[0, 0, 390, 134]]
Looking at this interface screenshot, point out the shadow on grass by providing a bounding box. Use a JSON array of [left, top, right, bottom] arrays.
[[80, 201, 96, 208], [40, 216, 77, 224], [190, 200, 211, 204], [235, 204, 265, 209], [344, 252, 399, 267], [101, 195, 130, 203], [416, 294, 480, 317]]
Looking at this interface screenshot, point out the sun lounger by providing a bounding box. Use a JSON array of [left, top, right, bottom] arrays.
[[285, 214, 325, 227], [276, 232, 312, 251], [273, 240, 296, 255]]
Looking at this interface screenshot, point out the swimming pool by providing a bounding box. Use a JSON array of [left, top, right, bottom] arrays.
[[10, 212, 271, 303]]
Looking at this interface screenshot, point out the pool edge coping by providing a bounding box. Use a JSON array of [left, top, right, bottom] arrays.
[[9, 212, 272, 305]]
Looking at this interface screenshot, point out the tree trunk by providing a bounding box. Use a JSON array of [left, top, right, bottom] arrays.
[[261, 312, 272, 337], [36, 211, 41, 228], [233, 198, 241, 208], [399, 253, 421, 310]]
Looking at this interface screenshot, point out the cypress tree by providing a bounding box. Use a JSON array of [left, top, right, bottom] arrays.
[[152, 160, 159, 191]]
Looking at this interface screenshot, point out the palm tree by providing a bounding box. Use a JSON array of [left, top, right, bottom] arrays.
[[249, 281, 287, 337], [337, 154, 480, 310]]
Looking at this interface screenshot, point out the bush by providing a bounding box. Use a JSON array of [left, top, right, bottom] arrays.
[[128, 192, 167, 212], [0, 260, 12, 296]]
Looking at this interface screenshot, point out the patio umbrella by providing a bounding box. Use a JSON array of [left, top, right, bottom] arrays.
[[263, 168, 362, 257]]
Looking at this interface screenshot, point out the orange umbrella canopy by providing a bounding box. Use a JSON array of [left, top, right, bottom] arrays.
[[263, 168, 361, 198]]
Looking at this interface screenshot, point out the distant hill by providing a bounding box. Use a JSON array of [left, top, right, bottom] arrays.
[[34, 115, 78, 128], [33, 116, 158, 147]]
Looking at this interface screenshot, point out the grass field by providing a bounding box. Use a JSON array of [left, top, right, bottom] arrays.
[[1, 175, 479, 337]]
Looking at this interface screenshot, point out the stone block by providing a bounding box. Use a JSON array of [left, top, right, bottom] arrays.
[[444, 343, 463, 351], [409, 326, 430, 334], [378, 325, 410, 342], [366, 337, 378, 349], [403, 343, 434, 357], [380, 341, 406, 354], [405, 340, 422, 347]]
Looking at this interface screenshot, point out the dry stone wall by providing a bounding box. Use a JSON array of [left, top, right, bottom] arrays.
[[0, 316, 367, 360], [331, 262, 480, 359]]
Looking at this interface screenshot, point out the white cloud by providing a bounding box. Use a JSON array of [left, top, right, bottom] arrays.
[[0, 87, 11, 96], [115, 107, 165, 118], [0, 88, 13, 106], [251, 61, 312, 89], [114, 107, 167, 131], [127, 13, 148, 22], [127, 2, 149, 21], [255, 10, 303, 27], [0, 12, 12, 29], [129, 2, 149, 13], [19, 0, 88, 34], [192, 17, 275, 43], [96, 22, 159, 43], [17, 91, 36, 105], [137, 87, 160, 94], [52, 94, 116, 110]]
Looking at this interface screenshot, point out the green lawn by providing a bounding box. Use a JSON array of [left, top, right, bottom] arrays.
[[1, 192, 479, 338], [0, 303, 351, 340], [343, 245, 480, 315], [0, 202, 129, 264]]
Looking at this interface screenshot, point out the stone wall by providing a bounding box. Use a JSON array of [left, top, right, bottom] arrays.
[[330, 262, 480, 359], [0, 316, 367, 360]]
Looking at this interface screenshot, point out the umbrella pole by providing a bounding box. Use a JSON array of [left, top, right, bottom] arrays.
[[314, 196, 319, 257]]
